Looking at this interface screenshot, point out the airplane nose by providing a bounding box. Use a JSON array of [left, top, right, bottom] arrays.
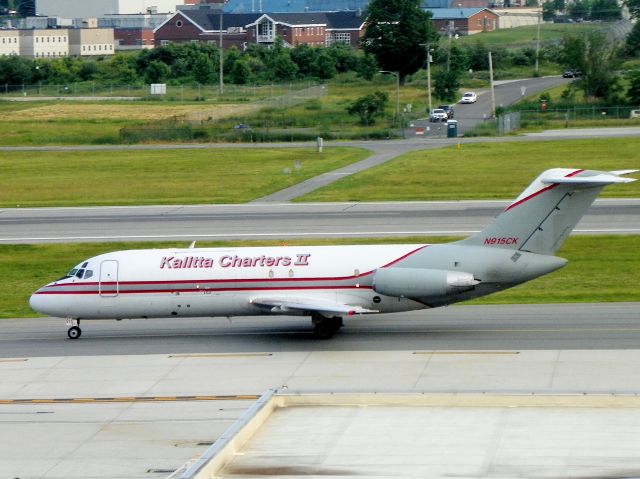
[[29, 291, 47, 314]]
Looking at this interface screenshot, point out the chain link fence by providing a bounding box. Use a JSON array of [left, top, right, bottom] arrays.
[[0, 81, 324, 103]]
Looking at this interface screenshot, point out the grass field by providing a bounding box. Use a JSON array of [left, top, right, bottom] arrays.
[[0, 147, 368, 207], [0, 101, 263, 145], [457, 22, 604, 49], [299, 138, 640, 202], [3, 235, 637, 319]]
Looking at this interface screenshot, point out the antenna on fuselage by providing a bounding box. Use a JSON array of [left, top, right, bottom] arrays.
[[188, 241, 197, 249]]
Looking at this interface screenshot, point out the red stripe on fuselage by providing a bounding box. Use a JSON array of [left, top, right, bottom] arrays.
[[34, 285, 375, 295], [38, 246, 429, 291]]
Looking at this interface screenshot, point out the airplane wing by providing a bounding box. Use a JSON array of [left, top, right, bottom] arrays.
[[250, 296, 378, 317]]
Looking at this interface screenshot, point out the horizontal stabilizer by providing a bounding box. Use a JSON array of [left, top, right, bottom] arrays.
[[542, 170, 637, 186], [251, 297, 378, 316]]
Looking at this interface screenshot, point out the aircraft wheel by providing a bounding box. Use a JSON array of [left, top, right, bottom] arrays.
[[67, 326, 82, 339], [312, 316, 343, 340]]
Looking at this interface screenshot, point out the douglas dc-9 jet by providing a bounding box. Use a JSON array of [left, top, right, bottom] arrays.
[[30, 168, 636, 339]]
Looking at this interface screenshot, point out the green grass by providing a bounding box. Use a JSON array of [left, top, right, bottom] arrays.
[[299, 138, 640, 202], [457, 23, 604, 49], [0, 147, 368, 207], [3, 235, 638, 318]]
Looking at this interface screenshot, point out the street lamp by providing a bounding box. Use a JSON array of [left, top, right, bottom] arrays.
[[379, 70, 399, 122]]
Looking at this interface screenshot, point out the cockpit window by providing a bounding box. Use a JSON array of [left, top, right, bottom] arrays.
[[62, 262, 91, 280]]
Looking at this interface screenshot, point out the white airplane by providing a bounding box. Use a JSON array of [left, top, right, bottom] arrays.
[[30, 168, 637, 339]]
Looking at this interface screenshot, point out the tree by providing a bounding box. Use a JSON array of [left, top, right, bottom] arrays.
[[624, 0, 640, 19], [346, 91, 389, 125], [16, 0, 34, 16], [542, 0, 557, 20], [568, 0, 589, 19], [433, 69, 461, 102], [590, 0, 621, 20], [625, 21, 640, 56], [357, 53, 378, 80], [313, 50, 337, 79], [229, 58, 253, 84], [144, 60, 170, 84], [193, 53, 215, 84], [627, 70, 640, 105], [559, 31, 624, 101], [362, 0, 439, 83]]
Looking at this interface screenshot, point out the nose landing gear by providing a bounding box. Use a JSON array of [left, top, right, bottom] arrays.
[[66, 319, 82, 339]]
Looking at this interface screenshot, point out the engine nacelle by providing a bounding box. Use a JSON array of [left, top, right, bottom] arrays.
[[372, 267, 478, 298]]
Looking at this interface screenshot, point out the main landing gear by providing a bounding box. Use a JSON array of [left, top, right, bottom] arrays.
[[312, 314, 343, 340], [66, 319, 81, 339]]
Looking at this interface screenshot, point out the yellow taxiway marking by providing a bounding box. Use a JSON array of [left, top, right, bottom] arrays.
[[168, 353, 273, 359], [0, 395, 260, 405], [0, 358, 28, 363]]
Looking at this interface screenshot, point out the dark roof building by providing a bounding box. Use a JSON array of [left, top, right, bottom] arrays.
[[154, 9, 365, 48], [428, 8, 498, 35]]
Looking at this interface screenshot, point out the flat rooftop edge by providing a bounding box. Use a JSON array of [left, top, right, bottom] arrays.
[[178, 390, 640, 479]]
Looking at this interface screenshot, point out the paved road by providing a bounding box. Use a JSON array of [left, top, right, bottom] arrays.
[[2, 199, 638, 243], [3, 303, 639, 357]]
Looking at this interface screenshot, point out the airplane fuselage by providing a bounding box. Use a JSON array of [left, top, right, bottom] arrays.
[[29, 243, 565, 321]]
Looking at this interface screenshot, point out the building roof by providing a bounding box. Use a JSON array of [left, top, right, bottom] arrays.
[[427, 7, 495, 19], [160, 9, 364, 32], [225, 0, 368, 13]]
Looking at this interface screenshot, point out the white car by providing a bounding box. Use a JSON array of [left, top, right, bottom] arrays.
[[459, 92, 477, 104], [429, 108, 449, 122]]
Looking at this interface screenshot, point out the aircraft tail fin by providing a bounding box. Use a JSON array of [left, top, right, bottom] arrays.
[[458, 168, 637, 255]]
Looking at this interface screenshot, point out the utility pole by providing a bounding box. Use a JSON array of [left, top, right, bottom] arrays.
[[219, 10, 224, 95], [420, 43, 433, 113], [535, 3, 542, 75], [488, 51, 496, 118], [446, 20, 454, 72]]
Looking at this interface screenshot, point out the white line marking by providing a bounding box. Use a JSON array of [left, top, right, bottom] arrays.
[[2, 229, 639, 242]]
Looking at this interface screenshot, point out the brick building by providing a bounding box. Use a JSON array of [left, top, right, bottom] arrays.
[[430, 8, 499, 35], [154, 9, 365, 48]]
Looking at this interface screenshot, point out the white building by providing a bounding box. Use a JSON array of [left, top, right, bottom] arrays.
[[0, 30, 20, 56], [68, 28, 115, 56], [19, 30, 69, 58], [36, 0, 190, 18]]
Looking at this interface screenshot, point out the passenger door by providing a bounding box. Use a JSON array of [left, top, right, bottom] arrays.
[[99, 260, 119, 297]]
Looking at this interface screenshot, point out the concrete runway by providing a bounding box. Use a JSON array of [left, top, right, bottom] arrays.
[[3, 303, 640, 358], [2, 198, 639, 243]]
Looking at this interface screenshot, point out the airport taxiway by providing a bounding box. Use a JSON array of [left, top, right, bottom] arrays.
[[2, 303, 640, 478], [2, 199, 639, 243]]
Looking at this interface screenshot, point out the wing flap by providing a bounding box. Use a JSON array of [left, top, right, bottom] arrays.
[[250, 296, 378, 316]]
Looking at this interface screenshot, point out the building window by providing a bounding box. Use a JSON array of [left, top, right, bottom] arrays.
[[161, 40, 169, 46], [190, 39, 198, 44], [327, 32, 351, 46], [176, 20, 183, 28]]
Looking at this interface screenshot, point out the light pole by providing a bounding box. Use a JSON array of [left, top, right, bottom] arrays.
[[379, 70, 399, 122]]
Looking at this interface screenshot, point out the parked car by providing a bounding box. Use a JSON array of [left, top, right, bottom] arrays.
[[429, 108, 449, 122], [459, 92, 477, 104], [233, 123, 252, 131], [438, 104, 454, 119], [562, 69, 580, 78], [630, 110, 640, 119]]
